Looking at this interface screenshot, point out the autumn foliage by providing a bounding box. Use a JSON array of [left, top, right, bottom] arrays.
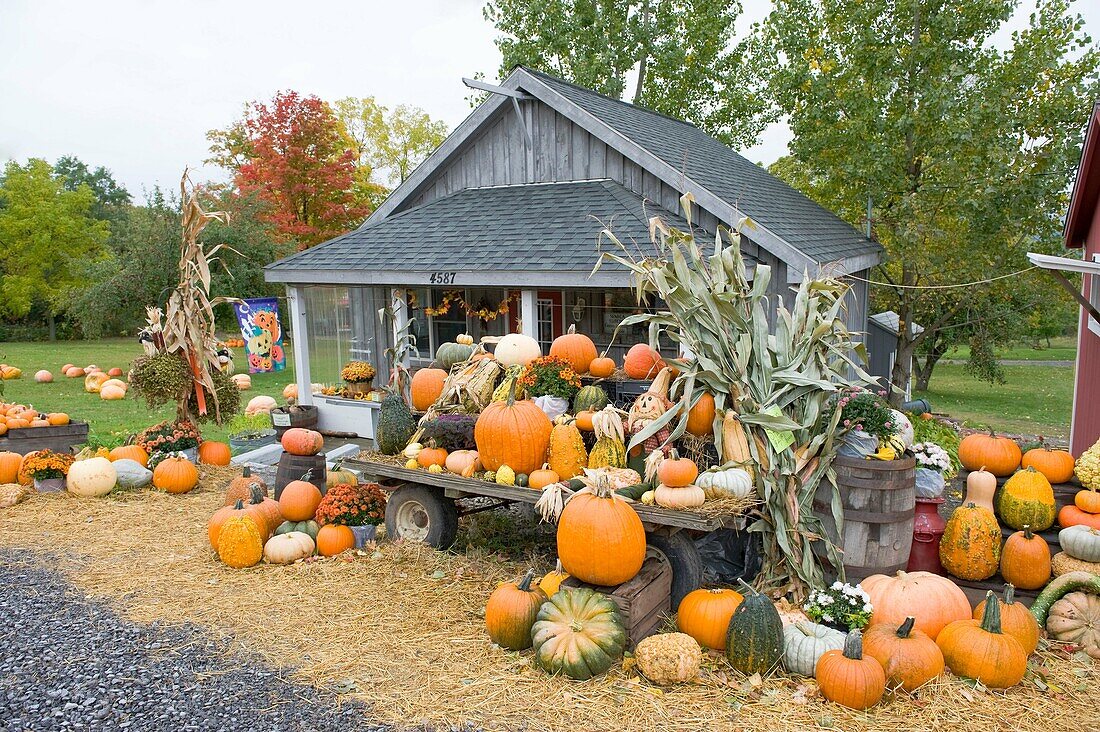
[[223, 91, 371, 248]]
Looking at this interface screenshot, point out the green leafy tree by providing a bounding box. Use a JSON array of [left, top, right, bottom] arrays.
[[483, 0, 765, 147], [52, 155, 132, 221], [0, 159, 109, 339], [333, 97, 448, 197], [756, 0, 1098, 403]]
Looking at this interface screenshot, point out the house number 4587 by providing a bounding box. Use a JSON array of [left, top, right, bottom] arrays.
[[429, 272, 457, 284]]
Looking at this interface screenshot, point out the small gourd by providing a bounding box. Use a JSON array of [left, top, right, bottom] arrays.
[[963, 467, 997, 514], [495, 465, 516, 486], [548, 417, 587, 479]]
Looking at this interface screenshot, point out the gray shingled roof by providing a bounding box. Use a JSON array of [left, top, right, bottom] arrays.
[[266, 179, 728, 284], [524, 68, 880, 264]]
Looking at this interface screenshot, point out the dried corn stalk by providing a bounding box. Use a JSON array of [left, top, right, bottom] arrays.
[[596, 192, 874, 598], [154, 170, 238, 424]]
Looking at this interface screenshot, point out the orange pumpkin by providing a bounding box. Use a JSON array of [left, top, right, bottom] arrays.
[[685, 392, 715, 437], [279, 479, 322, 521], [153, 458, 199, 494], [938, 591, 1027, 688], [198, 441, 232, 466], [474, 393, 553, 475], [861, 617, 944, 692], [316, 524, 355, 557], [860, 570, 971, 640], [1059, 504, 1100, 529], [46, 413, 70, 426], [281, 428, 324, 456], [574, 410, 595, 432], [1076, 487, 1100, 514], [208, 498, 270, 549], [0, 451, 22, 484], [972, 584, 1040, 655], [657, 450, 698, 487], [548, 325, 598, 374], [677, 587, 743, 650], [588, 356, 616, 378], [6, 419, 29, 430], [0, 424, 7, 438], [816, 630, 886, 710], [622, 343, 665, 380], [410, 368, 448, 411], [958, 429, 1021, 477], [528, 463, 560, 490], [417, 442, 449, 468], [1000, 525, 1051, 590], [485, 568, 548, 650], [557, 475, 645, 586], [109, 444, 149, 466], [1021, 444, 1075, 484], [29, 419, 49, 428]]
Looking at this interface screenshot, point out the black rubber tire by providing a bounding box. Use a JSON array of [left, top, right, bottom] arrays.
[[647, 530, 704, 607], [384, 485, 458, 549]]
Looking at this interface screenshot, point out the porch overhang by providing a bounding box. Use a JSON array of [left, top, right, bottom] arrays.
[[1027, 251, 1100, 327]]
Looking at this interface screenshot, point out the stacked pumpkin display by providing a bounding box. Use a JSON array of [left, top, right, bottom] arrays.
[[0, 401, 72, 437]]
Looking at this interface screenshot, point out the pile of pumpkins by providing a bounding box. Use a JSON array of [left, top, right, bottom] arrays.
[[0, 364, 22, 380], [0, 402, 71, 436], [207, 457, 364, 569]]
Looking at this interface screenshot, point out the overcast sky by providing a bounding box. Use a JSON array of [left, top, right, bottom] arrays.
[[2, 0, 1097, 197]]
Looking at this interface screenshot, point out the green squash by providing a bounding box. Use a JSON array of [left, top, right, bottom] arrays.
[[1030, 570, 1100, 625], [376, 392, 416, 455], [726, 579, 784, 674], [616, 481, 652, 501], [567, 477, 588, 492], [436, 342, 474, 369], [997, 466, 1056, 531], [275, 519, 320, 541], [573, 385, 609, 414], [532, 588, 626, 680], [515, 473, 529, 488]]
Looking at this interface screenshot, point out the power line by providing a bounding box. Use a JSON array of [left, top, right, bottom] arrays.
[[843, 266, 1038, 290]]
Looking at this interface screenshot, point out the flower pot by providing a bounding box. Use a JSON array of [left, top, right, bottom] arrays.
[[907, 497, 947, 575], [33, 477, 65, 493], [350, 524, 378, 547], [838, 430, 878, 458], [229, 429, 277, 455], [179, 447, 198, 462], [345, 381, 373, 398]]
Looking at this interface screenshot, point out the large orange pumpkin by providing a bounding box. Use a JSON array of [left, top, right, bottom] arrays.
[[474, 394, 552, 475], [316, 524, 355, 557], [623, 343, 665, 380], [588, 356, 616, 378], [1021, 445, 1075, 484], [685, 392, 715, 437], [548, 325, 598, 374], [860, 570, 971, 640], [677, 587, 743, 650], [556, 475, 645, 586], [0, 451, 22, 484], [281, 428, 324, 456], [46, 413, 70, 426], [109, 445, 149, 466], [958, 429, 1021, 476], [198, 441, 232, 466], [410, 368, 448, 411], [279, 479, 322, 521], [972, 584, 1040, 655], [153, 458, 199, 494]]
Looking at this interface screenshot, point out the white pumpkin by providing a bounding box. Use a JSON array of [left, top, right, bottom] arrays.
[[264, 531, 315, 564], [654, 483, 705, 509], [494, 333, 541, 367], [232, 373, 253, 390], [403, 442, 424, 459], [67, 457, 117, 497], [697, 467, 754, 499], [782, 621, 846, 677], [112, 459, 152, 489], [890, 409, 914, 449], [1059, 525, 1100, 563], [245, 394, 276, 415], [34, 370, 53, 383]]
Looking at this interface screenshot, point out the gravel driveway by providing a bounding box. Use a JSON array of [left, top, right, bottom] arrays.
[[0, 550, 393, 732]]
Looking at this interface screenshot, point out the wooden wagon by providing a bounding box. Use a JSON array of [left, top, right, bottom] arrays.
[[343, 457, 750, 608]]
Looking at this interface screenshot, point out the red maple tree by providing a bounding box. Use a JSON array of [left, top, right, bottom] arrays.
[[231, 91, 370, 248]]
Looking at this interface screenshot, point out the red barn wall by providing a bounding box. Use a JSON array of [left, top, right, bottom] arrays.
[[1072, 188, 1100, 456]]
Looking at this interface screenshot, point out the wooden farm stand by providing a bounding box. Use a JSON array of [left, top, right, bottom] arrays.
[[0, 422, 90, 455], [344, 456, 749, 638]]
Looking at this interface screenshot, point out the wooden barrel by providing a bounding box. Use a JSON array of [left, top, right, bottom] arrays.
[[274, 452, 327, 499], [812, 455, 916, 583], [270, 405, 319, 439]]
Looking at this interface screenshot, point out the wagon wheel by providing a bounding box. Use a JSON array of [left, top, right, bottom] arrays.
[[384, 485, 458, 549], [646, 530, 703, 607]]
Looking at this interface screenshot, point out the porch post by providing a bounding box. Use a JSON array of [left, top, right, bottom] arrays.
[[520, 289, 538, 338], [286, 285, 313, 406]]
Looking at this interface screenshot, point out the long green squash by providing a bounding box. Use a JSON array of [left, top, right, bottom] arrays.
[[1030, 571, 1100, 624], [726, 579, 784, 674]]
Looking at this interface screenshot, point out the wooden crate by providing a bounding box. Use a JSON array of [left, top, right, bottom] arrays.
[[0, 422, 89, 455], [561, 555, 672, 648]]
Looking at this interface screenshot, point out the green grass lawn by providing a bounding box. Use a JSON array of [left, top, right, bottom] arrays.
[[0, 339, 295, 446], [914, 362, 1074, 439], [948, 336, 1077, 362]]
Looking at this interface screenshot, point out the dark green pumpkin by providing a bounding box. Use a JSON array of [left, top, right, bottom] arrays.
[[436, 342, 474, 369], [276, 519, 320, 541], [515, 473, 529, 487], [725, 579, 784, 674], [567, 477, 588, 492], [531, 588, 626, 680], [616, 481, 652, 501], [573, 385, 609, 413]]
